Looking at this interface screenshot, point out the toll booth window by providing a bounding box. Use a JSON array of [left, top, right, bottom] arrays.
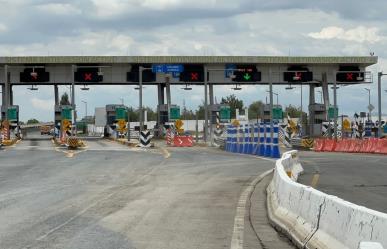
[[75, 68, 103, 82], [179, 64, 204, 82], [20, 68, 50, 82], [127, 64, 156, 82]]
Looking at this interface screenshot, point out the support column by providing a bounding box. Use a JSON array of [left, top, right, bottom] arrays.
[[54, 85, 59, 106], [157, 84, 165, 126], [165, 77, 171, 123], [4, 65, 9, 120], [308, 84, 316, 136], [1, 84, 5, 120], [209, 84, 214, 145], [321, 72, 330, 119], [9, 85, 13, 106]]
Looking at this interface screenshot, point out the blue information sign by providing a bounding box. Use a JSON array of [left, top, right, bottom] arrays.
[[225, 64, 236, 78], [152, 64, 184, 73]]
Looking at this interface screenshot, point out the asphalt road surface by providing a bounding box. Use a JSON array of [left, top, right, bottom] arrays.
[[0, 135, 295, 249], [298, 151, 387, 213]]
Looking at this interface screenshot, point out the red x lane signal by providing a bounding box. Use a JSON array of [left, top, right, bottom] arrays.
[[191, 72, 198, 81], [346, 73, 353, 81], [31, 72, 38, 80], [84, 73, 92, 81]]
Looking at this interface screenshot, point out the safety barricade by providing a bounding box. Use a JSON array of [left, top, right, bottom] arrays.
[[314, 138, 325, 152], [376, 139, 387, 154], [322, 139, 336, 152], [173, 135, 193, 147], [315, 138, 387, 155], [334, 139, 347, 152]]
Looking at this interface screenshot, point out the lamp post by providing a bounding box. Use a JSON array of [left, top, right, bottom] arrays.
[[364, 88, 371, 121], [266, 91, 278, 106], [81, 100, 87, 120], [378, 72, 387, 137]]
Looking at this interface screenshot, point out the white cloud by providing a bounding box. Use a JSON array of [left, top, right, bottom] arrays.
[[308, 26, 385, 43], [36, 3, 81, 15], [0, 23, 7, 32], [31, 98, 54, 111]]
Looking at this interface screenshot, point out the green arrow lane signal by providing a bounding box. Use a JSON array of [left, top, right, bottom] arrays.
[[243, 73, 251, 81]]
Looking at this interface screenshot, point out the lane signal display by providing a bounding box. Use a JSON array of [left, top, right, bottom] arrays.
[[20, 68, 50, 82], [127, 64, 156, 82], [75, 68, 103, 82], [336, 72, 364, 82], [231, 65, 261, 82], [284, 71, 313, 82], [179, 64, 204, 82]]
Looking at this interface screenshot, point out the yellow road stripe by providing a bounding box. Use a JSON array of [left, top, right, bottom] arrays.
[[159, 147, 171, 159], [311, 174, 320, 188]]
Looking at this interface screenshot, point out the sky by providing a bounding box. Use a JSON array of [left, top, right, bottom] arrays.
[[1, 0, 387, 122]]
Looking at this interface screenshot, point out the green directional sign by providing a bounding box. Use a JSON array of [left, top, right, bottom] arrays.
[[170, 107, 180, 121], [220, 106, 231, 122], [61, 107, 72, 120], [7, 108, 18, 121], [272, 108, 283, 120], [328, 106, 338, 120], [115, 107, 127, 120]]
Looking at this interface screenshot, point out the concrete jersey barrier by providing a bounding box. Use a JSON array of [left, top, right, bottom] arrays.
[[267, 151, 387, 249]]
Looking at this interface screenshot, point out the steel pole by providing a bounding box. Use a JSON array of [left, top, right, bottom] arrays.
[[269, 68, 273, 139], [378, 72, 382, 137], [139, 66, 143, 132], [204, 67, 208, 142], [71, 65, 76, 136], [369, 89, 371, 121], [300, 83, 303, 135], [333, 71, 338, 140], [4, 65, 8, 120]]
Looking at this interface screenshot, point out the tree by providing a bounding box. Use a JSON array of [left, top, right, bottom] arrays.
[[60, 92, 71, 105], [144, 107, 157, 121], [220, 94, 244, 119], [27, 118, 39, 124], [285, 105, 308, 125], [248, 101, 264, 121], [196, 104, 205, 120]]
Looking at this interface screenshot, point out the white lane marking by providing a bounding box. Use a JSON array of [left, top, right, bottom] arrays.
[[30, 160, 167, 245], [230, 169, 274, 249]]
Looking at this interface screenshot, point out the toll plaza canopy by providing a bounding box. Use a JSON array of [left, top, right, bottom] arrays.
[[0, 56, 378, 85]]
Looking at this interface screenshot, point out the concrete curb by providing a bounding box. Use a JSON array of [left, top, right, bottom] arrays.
[[266, 151, 387, 249]]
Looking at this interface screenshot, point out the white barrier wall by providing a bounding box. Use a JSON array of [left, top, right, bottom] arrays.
[[267, 151, 387, 249]]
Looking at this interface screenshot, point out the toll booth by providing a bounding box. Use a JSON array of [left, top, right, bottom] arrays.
[[105, 104, 127, 137], [209, 104, 231, 124], [158, 104, 180, 124], [54, 105, 62, 136], [261, 104, 282, 123], [1, 105, 20, 129], [309, 104, 326, 137]]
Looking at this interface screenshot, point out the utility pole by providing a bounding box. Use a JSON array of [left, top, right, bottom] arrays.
[[364, 88, 371, 121], [204, 66, 208, 142], [139, 66, 144, 132], [71, 65, 77, 136], [333, 71, 338, 140], [378, 72, 386, 137]]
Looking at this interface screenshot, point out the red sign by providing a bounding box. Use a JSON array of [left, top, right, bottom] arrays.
[[84, 73, 92, 81], [190, 72, 198, 81], [346, 73, 353, 81], [173, 135, 193, 147]]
